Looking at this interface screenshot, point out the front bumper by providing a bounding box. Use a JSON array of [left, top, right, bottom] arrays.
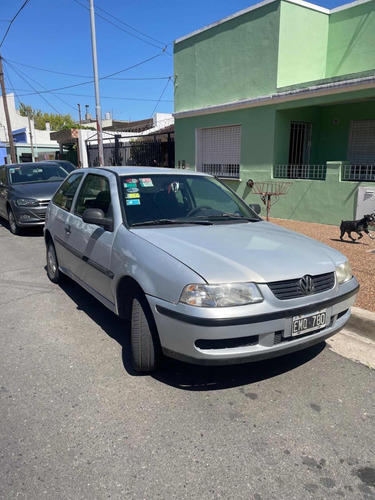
[[147, 278, 359, 366], [12, 205, 47, 227]]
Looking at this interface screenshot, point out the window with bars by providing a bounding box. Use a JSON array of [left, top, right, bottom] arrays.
[[196, 125, 241, 179]]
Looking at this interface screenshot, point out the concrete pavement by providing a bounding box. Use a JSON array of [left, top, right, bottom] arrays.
[[327, 307, 375, 369]]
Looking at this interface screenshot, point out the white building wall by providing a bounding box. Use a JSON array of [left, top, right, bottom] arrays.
[[0, 93, 59, 147]]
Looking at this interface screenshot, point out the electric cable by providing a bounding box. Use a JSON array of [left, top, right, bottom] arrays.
[[11, 52, 165, 96], [3, 58, 172, 81], [0, 0, 31, 48], [4, 59, 78, 112], [73, 0, 169, 52], [4, 60, 67, 117], [149, 77, 172, 117]]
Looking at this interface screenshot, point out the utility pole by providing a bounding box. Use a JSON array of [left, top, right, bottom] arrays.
[[0, 54, 16, 163], [27, 112, 35, 162], [89, 0, 104, 166], [77, 103, 82, 125]]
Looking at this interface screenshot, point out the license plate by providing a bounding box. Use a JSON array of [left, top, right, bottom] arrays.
[[292, 310, 327, 337]]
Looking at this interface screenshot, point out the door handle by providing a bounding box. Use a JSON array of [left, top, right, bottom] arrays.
[[65, 225, 71, 235]]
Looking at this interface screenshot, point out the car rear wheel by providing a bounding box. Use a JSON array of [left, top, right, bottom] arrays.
[[131, 292, 161, 373], [46, 242, 63, 284], [8, 208, 20, 235]]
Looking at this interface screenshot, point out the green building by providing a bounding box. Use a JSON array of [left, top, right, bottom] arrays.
[[173, 0, 375, 224]]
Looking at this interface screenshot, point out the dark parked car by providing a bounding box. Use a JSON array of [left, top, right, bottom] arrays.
[[0, 161, 76, 234]]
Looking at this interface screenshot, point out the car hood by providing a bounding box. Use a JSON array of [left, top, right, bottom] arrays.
[[131, 221, 345, 283], [10, 181, 62, 200]]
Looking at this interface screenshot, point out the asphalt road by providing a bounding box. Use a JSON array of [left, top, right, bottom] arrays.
[[1, 220, 375, 500]]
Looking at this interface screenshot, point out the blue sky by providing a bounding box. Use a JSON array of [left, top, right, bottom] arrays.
[[1, 0, 353, 123]]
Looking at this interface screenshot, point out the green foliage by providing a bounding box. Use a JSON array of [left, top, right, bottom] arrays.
[[18, 102, 77, 131]]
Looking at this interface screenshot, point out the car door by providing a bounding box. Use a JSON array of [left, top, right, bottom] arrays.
[[64, 172, 117, 304], [49, 172, 85, 271], [0, 166, 7, 217]]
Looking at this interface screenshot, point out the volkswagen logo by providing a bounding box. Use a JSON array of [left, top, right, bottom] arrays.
[[299, 275, 315, 295]]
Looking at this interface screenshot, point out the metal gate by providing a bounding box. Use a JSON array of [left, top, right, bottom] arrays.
[[86, 133, 174, 168]]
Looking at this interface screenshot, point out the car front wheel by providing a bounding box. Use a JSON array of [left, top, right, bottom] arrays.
[[8, 208, 20, 235], [46, 242, 63, 284], [131, 292, 161, 373]]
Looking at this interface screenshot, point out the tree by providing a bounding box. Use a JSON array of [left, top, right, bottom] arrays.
[[18, 102, 77, 131]]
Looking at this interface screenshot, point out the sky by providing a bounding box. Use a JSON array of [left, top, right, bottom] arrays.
[[0, 0, 355, 124]]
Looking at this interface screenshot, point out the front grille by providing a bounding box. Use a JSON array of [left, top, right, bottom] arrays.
[[38, 199, 50, 207], [195, 335, 259, 350], [267, 272, 335, 300]]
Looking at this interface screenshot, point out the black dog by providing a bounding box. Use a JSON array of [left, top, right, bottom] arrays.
[[340, 213, 375, 241]]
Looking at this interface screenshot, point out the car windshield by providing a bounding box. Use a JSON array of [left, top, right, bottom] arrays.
[[120, 174, 261, 226], [8, 163, 74, 185]]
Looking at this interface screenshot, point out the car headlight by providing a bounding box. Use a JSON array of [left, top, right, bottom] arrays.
[[180, 283, 263, 307], [336, 261, 352, 284], [15, 198, 39, 207]]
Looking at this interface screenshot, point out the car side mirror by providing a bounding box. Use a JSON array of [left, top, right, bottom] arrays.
[[249, 203, 261, 215], [82, 208, 113, 232]]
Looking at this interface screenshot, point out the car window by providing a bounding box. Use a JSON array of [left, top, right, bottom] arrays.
[[8, 163, 73, 184], [121, 174, 258, 226], [53, 173, 83, 212], [74, 174, 111, 218]]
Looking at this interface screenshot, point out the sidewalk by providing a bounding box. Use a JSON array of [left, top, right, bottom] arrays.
[[270, 218, 375, 368]]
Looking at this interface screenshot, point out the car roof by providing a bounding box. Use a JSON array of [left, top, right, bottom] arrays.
[[80, 166, 211, 177], [5, 162, 62, 168]]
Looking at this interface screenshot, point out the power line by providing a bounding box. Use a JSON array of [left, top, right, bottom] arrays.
[[73, 0, 169, 52], [4, 60, 66, 117], [150, 77, 172, 117], [4, 57, 172, 81], [7, 52, 164, 96], [4, 59, 78, 112], [94, 1, 167, 47], [7, 87, 173, 103], [0, 0, 31, 48]]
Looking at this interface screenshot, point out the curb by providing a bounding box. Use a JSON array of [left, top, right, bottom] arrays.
[[346, 307, 375, 341]]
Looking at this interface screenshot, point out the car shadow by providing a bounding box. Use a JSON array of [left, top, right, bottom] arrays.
[[0, 219, 44, 237], [153, 343, 325, 391], [57, 276, 326, 389]]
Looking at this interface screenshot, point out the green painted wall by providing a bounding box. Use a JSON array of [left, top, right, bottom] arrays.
[[175, 96, 375, 225], [326, 1, 375, 77], [277, 2, 328, 87], [174, 2, 280, 113]]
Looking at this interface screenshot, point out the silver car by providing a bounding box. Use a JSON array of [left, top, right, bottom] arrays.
[[44, 167, 359, 372]]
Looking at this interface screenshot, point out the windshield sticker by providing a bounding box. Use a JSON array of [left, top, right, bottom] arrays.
[[125, 178, 138, 185], [126, 193, 140, 199], [126, 187, 139, 193], [139, 178, 153, 188], [9, 168, 15, 174], [124, 182, 137, 188], [126, 199, 141, 206]]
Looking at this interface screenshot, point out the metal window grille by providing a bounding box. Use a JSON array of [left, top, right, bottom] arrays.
[[289, 122, 312, 165], [274, 164, 326, 180], [196, 125, 241, 178], [342, 164, 375, 181]]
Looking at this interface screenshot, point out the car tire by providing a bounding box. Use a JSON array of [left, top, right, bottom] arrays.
[[46, 242, 63, 284], [131, 292, 160, 373], [8, 208, 21, 235]]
